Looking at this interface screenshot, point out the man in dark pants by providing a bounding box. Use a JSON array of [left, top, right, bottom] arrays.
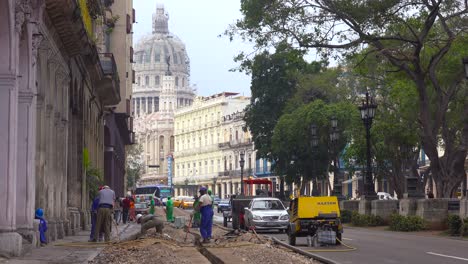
[[93, 185, 115, 242], [198, 187, 213, 243], [122, 196, 131, 224]]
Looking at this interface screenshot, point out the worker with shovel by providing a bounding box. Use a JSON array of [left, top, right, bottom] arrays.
[[198, 187, 213, 243], [165, 196, 174, 222]]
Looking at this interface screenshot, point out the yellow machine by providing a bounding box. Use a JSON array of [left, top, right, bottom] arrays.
[[287, 196, 343, 246]]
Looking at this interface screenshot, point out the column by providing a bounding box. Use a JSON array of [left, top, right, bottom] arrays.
[[145, 97, 148, 114]]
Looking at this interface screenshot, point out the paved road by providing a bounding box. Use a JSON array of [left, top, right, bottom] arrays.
[[266, 226, 468, 264]]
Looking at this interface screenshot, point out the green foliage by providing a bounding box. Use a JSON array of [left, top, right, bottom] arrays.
[[389, 214, 426, 232], [126, 144, 145, 189], [243, 42, 315, 160], [340, 210, 352, 224], [351, 211, 384, 227], [86, 165, 103, 200], [447, 215, 463, 236]]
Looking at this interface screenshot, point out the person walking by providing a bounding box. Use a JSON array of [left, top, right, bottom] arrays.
[[122, 196, 131, 224], [165, 196, 174, 222], [198, 187, 213, 243], [93, 185, 115, 242], [35, 208, 48, 246], [114, 197, 122, 225], [129, 197, 136, 222]]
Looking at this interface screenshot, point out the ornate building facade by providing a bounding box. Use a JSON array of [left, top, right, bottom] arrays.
[[0, 0, 128, 256], [133, 5, 195, 186], [173, 93, 257, 198]]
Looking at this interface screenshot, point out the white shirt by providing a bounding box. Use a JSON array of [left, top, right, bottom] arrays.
[[199, 194, 212, 207]]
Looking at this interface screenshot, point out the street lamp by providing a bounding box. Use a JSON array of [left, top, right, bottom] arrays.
[[330, 116, 342, 198], [310, 124, 320, 196], [184, 178, 189, 196], [239, 151, 245, 195], [358, 92, 378, 199]]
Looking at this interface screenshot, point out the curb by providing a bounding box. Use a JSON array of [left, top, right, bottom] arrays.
[[271, 237, 340, 264]]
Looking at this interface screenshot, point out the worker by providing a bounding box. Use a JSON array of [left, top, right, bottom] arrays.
[[93, 185, 115, 242], [137, 213, 164, 235], [149, 196, 155, 215], [191, 195, 201, 228], [34, 208, 48, 246], [207, 189, 215, 209], [165, 196, 174, 222], [198, 187, 213, 243]]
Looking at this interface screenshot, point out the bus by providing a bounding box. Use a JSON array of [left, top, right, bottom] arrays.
[[134, 185, 173, 205]]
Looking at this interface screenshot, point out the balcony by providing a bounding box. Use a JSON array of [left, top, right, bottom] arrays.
[[97, 53, 120, 106]]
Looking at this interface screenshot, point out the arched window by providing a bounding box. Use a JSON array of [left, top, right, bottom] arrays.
[[154, 50, 161, 62], [235, 130, 238, 141], [155, 75, 160, 86], [175, 77, 179, 87], [145, 76, 149, 86], [182, 77, 185, 87]]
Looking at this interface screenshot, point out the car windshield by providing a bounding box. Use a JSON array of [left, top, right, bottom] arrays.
[[252, 200, 285, 210], [135, 203, 147, 209]]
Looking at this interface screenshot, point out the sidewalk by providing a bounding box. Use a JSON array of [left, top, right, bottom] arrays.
[[0, 222, 141, 264]]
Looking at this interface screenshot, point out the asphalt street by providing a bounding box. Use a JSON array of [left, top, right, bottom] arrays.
[[267, 226, 468, 264]]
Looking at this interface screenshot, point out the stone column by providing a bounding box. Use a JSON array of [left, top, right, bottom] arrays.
[[145, 97, 148, 114]]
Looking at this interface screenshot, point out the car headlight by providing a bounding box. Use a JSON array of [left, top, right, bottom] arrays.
[[279, 214, 289, 220], [252, 215, 262, 220]]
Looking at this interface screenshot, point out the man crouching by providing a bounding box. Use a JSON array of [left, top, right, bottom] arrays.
[[136, 214, 164, 235]]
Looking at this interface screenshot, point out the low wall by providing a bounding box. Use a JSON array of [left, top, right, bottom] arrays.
[[340, 200, 359, 212], [399, 199, 419, 216], [371, 200, 399, 223], [416, 199, 449, 230]]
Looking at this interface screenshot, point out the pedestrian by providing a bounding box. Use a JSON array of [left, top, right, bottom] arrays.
[[35, 208, 48, 246], [165, 196, 174, 222], [149, 196, 155, 215], [89, 186, 102, 242], [198, 187, 213, 243], [93, 185, 115, 242], [191, 195, 201, 228], [426, 189, 434, 199], [122, 196, 130, 224], [136, 213, 164, 235], [114, 197, 122, 225], [129, 197, 136, 222]]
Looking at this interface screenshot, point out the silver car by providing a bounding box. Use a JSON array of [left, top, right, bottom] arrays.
[[243, 197, 289, 232]]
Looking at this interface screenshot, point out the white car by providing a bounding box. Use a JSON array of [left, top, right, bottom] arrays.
[[377, 192, 397, 200], [243, 197, 289, 232]]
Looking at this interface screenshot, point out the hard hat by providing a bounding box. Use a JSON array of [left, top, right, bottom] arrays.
[[199, 187, 207, 192], [35, 208, 44, 218], [98, 186, 104, 191], [167, 196, 171, 200], [207, 189, 212, 195], [136, 214, 143, 221]]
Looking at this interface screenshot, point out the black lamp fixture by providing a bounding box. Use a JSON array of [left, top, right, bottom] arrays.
[[239, 151, 245, 195], [358, 92, 378, 199]]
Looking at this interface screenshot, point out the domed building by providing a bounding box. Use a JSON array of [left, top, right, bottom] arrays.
[[133, 4, 195, 186]]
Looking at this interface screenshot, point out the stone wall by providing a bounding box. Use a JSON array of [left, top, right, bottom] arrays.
[[416, 199, 449, 230], [340, 200, 360, 212], [371, 200, 399, 223]]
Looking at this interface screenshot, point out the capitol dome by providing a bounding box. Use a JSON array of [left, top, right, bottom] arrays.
[[132, 4, 195, 117]]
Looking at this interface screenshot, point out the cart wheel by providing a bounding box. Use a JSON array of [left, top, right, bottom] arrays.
[[288, 234, 296, 246], [223, 217, 228, 227]]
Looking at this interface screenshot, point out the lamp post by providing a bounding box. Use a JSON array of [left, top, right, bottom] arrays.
[[184, 178, 189, 196], [330, 116, 342, 198], [358, 92, 378, 199], [463, 58, 468, 198], [239, 151, 245, 195], [310, 124, 320, 196]]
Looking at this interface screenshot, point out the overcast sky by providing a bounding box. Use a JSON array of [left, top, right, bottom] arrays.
[[133, 1, 252, 97]]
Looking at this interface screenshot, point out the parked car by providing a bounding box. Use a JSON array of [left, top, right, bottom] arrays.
[[135, 202, 149, 215], [377, 192, 397, 200], [213, 196, 221, 206], [217, 199, 231, 213], [181, 197, 195, 209], [243, 197, 289, 232], [173, 196, 184, 208]]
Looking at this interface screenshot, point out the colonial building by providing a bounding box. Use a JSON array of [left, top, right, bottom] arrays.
[[0, 0, 125, 256], [104, 0, 135, 197], [173, 93, 263, 198], [133, 4, 195, 186]]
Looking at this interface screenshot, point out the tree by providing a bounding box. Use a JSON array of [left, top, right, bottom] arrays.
[[271, 100, 357, 194], [243, 42, 315, 159], [126, 144, 145, 190], [230, 0, 468, 197]]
